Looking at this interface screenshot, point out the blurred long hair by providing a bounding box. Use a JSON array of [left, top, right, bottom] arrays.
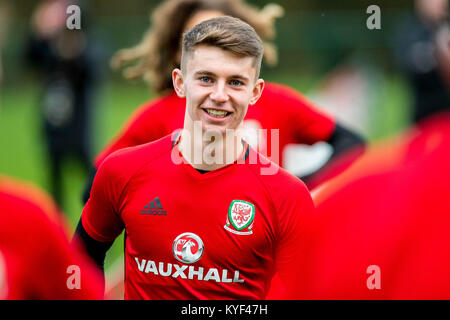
[[111, 0, 284, 94]]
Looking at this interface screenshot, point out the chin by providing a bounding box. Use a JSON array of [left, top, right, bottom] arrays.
[[202, 123, 228, 136]]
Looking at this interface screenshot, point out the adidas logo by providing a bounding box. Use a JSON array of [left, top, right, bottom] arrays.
[[141, 197, 167, 216]]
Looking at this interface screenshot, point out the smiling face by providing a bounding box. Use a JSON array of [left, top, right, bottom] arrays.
[[173, 44, 264, 135]]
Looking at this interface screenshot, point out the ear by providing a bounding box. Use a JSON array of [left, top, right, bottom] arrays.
[[172, 68, 185, 98], [249, 79, 265, 105]]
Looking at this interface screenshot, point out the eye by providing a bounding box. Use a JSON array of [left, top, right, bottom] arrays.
[[199, 76, 211, 83], [230, 79, 243, 87]]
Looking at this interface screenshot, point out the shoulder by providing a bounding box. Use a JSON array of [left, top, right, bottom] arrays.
[[0, 175, 61, 222], [130, 91, 184, 120], [262, 82, 330, 116], [99, 133, 176, 177], [244, 149, 311, 203], [263, 83, 336, 135], [90, 133, 178, 211], [0, 175, 69, 238], [243, 150, 314, 238], [265, 167, 311, 202], [262, 82, 309, 102]]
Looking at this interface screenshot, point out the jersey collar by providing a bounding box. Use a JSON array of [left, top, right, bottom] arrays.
[[170, 130, 250, 179]]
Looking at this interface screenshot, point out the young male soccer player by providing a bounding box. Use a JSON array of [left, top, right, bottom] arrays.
[[75, 16, 314, 299], [83, 0, 364, 204]]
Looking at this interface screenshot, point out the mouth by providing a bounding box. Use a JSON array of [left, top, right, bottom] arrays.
[[202, 108, 232, 120]]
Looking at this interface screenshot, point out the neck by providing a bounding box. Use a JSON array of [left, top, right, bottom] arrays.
[[178, 126, 245, 171]]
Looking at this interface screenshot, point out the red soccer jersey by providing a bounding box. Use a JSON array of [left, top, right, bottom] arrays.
[[95, 82, 335, 168], [0, 176, 103, 299], [83, 133, 314, 299], [288, 113, 450, 299]]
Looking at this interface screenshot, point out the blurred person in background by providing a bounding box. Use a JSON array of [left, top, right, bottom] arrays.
[[0, 1, 103, 300], [83, 0, 365, 204], [290, 4, 450, 298], [285, 110, 450, 299], [0, 174, 103, 299], [0, 0, 11, 87], [395, 0, 450, 123], [26, 0, 100, 208]]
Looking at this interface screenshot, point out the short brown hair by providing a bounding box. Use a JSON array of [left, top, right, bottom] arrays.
[[181, 16, 264, 78], [111, 0, 283, 94]]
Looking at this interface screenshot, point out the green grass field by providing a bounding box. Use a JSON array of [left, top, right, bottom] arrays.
[[0, 72, 411, 274], [0, 78, 153, 270]]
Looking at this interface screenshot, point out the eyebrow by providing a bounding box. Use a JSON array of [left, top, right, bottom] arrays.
[[194, 70, 250, 83]]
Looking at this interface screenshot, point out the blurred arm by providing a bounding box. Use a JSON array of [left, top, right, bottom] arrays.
[[268, 181, 315, 299], [72, 218, 114, 290], [434, 22, 450, 92], [82, 167, 97, 204], [299, 123, 365, 189], [326, 122, 365, 157], [75, 152, 126, 290]]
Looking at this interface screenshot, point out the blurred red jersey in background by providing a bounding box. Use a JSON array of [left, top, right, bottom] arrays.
[[0, 175, 103, 299], [288, 112, 450, 299]]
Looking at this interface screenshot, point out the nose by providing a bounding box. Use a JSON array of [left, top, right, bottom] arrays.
[[210, 81, 229, 103]]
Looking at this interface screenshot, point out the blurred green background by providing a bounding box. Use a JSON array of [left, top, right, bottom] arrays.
[[0, 0, 414, 271]]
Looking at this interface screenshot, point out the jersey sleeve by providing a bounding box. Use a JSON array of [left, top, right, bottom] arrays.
[[94, 100, 165, 168], [82, 152, 126, 243], [275, 84, 336, 145], [271, 177, 315, 298]]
